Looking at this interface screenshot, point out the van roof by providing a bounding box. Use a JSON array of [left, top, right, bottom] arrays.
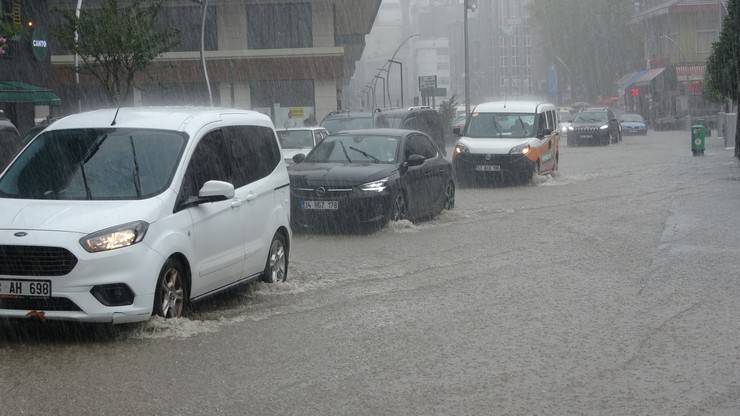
[[474, 101, 555, 114], [48, 107, 273, 135]]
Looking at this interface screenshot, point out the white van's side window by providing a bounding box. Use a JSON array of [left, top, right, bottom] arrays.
[[224, 126, 281, 188], [179, 129, 231, 204]]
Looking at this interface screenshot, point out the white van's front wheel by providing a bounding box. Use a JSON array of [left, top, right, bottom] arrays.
[[262, 233, 288, 283], [154, 258, 187, 318]]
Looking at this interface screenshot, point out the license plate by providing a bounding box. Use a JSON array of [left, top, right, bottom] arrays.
[[301, 200, 339, 210], [475, 165, 501, 172], [581, 134, 593, 138], [0, 279, 51, 298]]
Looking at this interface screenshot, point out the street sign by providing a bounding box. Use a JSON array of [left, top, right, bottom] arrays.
[[419, 75, 437, 91], [421, 87, 447, 97]]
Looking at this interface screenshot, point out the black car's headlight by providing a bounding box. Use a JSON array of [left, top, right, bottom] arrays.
[[360, 177, 390, 193], [80, 221, 149, 253]]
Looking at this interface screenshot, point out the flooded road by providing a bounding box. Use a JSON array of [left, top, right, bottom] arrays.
[[2, 131, 740, 415]]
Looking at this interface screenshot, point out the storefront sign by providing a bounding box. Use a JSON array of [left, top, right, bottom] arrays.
[[31, 27, 48, 62]]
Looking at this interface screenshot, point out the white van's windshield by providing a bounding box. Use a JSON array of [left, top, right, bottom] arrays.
[[466, 113, 536, 139], [0, 128, 187, 200]]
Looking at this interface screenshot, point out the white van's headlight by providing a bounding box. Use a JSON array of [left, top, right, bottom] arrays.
[[509, 144, 531, 155], [599, 125, 609, 130], [360, 177, 389, 193], [80, 221, 149, 253]]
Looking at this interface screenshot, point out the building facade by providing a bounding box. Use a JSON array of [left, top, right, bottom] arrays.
[[48, 0, 379, 128], [625, 0, 725, 124]]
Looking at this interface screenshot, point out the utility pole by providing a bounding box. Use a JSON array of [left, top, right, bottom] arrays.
[[389, 60, 404, 108], [735, 0, 740, 158], [464, 0, 471, 117]]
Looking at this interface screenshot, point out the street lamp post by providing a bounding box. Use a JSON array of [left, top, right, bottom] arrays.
[[192, 0, 213, 106], [464, 0, 470, 117], [381, 33, 420, 109]]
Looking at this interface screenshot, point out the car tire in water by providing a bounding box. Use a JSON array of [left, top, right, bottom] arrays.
[[262, 232, 288, 283], [390, 192, 407, 222], [443, 180, 455, 211], [153, 257, 188, 319]]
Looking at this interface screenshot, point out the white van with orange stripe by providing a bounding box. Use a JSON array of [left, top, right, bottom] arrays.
[[452, 101, 560, 185]]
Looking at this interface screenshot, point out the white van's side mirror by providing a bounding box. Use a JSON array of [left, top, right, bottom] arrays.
[[199, 180, 235, 201]]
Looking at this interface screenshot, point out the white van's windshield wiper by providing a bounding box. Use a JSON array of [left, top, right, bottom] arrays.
[[129, 135, 142, 198], [78, 133, 108, 200]]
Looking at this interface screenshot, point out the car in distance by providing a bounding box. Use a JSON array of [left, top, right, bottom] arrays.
[[375, 107, 447, 156], [288, 129, 455, 231], [452, 101, 560, 185], [558, 107, 575, 134], [567, 107, 622, 146], [276, 127, 329, 165], [321, 111, 375, 134], [620, 113, 648, 136], [0, 107, 291, 323]]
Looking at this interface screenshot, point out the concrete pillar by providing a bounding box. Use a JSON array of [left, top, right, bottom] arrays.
[[312, 0, 335, 47], [219, 82, 251, 109], [218, 3, 248, 50], [314, 79, 337, 122], [132, 88, 142, 106]]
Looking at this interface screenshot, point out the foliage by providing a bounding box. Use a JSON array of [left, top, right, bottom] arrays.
[[705, 0, 738, 103], [438, 95, 458, 128], [52, 0, 179, 104], [0, 11, 23, 57], [529, 0, 644, 101]]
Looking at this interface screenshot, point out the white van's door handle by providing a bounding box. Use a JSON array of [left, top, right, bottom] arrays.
[[230, 198, 244, 209], [245, 192, 258, 202]]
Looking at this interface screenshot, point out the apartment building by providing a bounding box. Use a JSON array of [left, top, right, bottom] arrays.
[[48, 0, 380, 127]]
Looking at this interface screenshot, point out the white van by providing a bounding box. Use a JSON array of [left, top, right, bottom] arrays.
[[0, 107, 291, 323], [452, 101, 560, 184]]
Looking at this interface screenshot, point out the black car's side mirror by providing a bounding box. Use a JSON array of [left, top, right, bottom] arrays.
[[292, 153, 306, 164], [405, 154, 426, 167], [453, 127, 463, 136]]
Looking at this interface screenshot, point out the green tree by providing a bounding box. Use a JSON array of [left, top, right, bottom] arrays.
[[529, 0, 643, 101], [705, 0, 740, 159], [438, 95, 459, 128], [53, 0, 179, 105]]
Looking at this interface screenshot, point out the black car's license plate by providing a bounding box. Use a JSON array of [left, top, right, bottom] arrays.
[[301, 200, 339, 210], [0, 279, 51, 297]]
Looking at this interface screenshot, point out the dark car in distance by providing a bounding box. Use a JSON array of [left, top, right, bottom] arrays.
[[375, 107, 447, 156], [320, 111, 375, 134], [620, 113, 648, 136], [288, 129, 455, 231], [567, 107, 622, 146]]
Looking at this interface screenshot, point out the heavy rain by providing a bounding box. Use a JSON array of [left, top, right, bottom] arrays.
[[1, 0, 740, 414]]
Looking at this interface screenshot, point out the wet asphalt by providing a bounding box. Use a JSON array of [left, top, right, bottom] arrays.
[[2, 131, 740, 415]]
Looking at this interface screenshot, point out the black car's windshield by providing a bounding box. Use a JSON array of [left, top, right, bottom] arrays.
[[322, 116, 374, 133], [305, 134, 399, 164], [621, 114, 645, 123], [0, 128, 186, 200], [466, 113, 536, 138], [277, 129, 315, 149], [574, 112, 609, 124]]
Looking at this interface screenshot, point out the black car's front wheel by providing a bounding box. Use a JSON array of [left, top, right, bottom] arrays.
[[390, 192, 407, 222], [443, 180, 455, 210]]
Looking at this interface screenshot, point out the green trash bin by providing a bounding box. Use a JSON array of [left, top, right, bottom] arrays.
[[691, 124, 705, 156]]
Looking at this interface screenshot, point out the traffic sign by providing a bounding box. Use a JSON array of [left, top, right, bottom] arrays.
[[419, 75, 437, 91]]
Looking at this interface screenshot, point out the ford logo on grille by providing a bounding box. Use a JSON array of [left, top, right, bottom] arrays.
[[14, 232, 28, 237], [316, 187, 327, 195]]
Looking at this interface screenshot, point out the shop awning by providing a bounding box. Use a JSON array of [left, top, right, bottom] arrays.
[[675, 64, 705, 82], [633, 67, 666, 86], [0, 81, 61, 106], [616, 69, 648, 92]]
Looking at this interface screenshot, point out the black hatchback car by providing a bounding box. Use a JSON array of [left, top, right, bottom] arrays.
[[288, 129, 455, 231], [567, 107, 622, 146]]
